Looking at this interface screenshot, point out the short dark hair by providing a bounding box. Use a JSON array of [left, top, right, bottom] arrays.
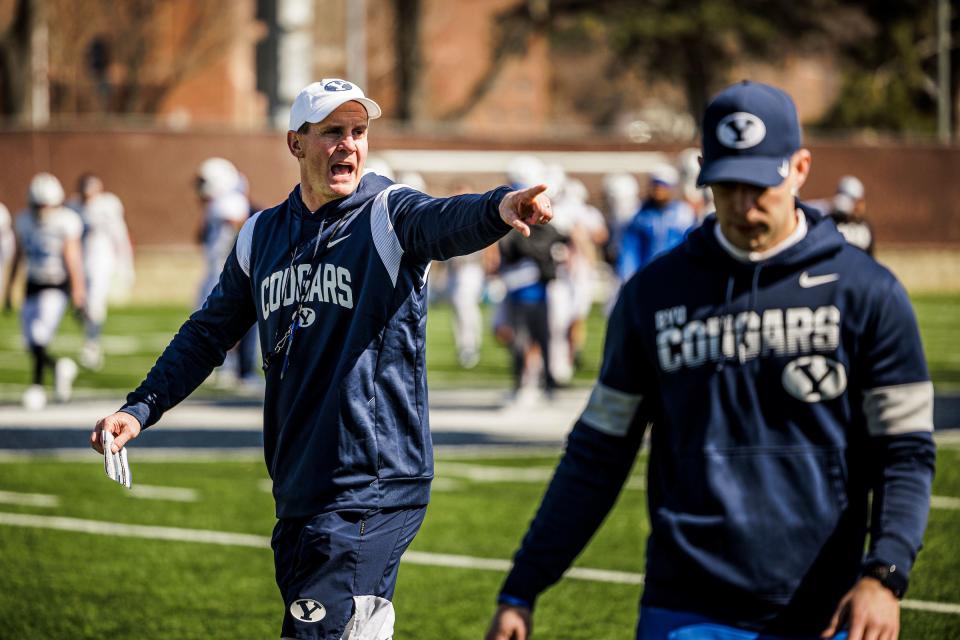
[[77, 172, 100, 193], [297, 122, 311, 134]]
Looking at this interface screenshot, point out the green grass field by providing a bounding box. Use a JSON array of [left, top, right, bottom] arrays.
[[0, 302, 607, 400], [0, 296, 958, 638], [0, 293, 956, 397], [0, 448, 958, 639]]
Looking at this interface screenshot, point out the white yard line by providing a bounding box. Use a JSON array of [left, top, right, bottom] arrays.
[[437, 463, 554, 483], [0, 512, 267, 547], [438, 462, 646, 490], [931, 495, 960, 510], [0, 511, 957, 615], [901, 599, 960, 614], [0, 449, 264, 462], [127, 485, 199, 502], [0, 490, 59, 508], [428, 477, 463, 492]]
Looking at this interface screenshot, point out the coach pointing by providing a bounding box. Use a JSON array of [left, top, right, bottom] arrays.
[[91, 78, 552, 640]]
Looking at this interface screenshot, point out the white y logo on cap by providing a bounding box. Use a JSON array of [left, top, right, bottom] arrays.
[[324, 80, 353, 92], [717, 112, 766, 149]]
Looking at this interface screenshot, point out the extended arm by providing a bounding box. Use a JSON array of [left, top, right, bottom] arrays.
[[119, 249, 257, 428], [90, 233, 258, 455], [389, 184, 552, 262]]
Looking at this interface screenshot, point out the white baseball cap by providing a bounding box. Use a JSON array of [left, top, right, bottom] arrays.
[[197, 157, 240, 199], [649, 164, 679, 187], [288, 79, 382, 132], [836, 175, 864, 200], [28, 172, 65, 207]]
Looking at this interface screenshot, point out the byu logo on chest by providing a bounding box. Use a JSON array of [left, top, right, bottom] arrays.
[[782, 355, 847, 402], [717, 112, 766, 149], [296, 307, 316, 328], [290, 598, 326, 623]]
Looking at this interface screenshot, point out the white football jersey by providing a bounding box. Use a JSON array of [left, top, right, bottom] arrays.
[[81, 192, 128, 256], [14, 206, 83, 285], [204, 190, 249, 264], [0, 203, 13, 261]]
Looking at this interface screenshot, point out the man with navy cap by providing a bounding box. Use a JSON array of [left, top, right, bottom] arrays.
[[487, 81, 934, 640], [89, 79, 553, 640]]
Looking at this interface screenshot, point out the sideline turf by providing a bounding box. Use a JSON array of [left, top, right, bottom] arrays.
[[0, 449, 957, 639], [0, 294, 955, 397]]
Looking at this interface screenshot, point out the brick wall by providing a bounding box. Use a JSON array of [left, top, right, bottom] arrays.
[[0, 129, 955, 248]]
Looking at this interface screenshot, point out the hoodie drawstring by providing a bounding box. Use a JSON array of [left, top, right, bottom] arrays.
[[716, 274, 737, 371], [717, 263, 764, 370]]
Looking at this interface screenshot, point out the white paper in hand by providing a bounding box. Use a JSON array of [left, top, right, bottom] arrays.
[[102, 430, 132, 489]]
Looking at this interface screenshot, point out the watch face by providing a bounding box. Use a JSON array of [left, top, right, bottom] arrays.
[[865, 563, 907, 598]]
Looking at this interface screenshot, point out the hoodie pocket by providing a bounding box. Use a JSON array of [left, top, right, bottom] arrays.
[[658, 445, 848, 598]]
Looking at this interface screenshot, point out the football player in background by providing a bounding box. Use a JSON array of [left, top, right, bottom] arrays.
[[0, 202, 14, 304], [68, 173, 135, 370], [6, 173, 86, 409], [828, 175, 874, 256]]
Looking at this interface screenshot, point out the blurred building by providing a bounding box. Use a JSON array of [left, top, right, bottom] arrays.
[[0, 0, 850, 136], [0, 0, 955, 302]]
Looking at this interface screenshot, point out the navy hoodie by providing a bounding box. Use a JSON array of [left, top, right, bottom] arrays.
[[121, 174, 512, 518], [499, 205, 935, 634]]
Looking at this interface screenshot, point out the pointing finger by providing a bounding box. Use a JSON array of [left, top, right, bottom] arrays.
[[516, 183, 548, 201]]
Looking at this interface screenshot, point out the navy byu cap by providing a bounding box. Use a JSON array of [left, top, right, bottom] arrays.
[[697, 81, 802, 188]]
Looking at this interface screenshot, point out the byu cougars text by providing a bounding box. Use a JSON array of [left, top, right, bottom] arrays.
[[261, 262, 354, 319]]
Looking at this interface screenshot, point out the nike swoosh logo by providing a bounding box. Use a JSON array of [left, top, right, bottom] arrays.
[[327, 234, 351, 248], [777, 159, 790, 178], [799, 271, 839, 288]]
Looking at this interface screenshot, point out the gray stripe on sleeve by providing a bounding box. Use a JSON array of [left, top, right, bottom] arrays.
[[371, 185, 406, 287], [580, 383, 643, 438], [862, 381, 934, 436], [236, 210, 263, 277]]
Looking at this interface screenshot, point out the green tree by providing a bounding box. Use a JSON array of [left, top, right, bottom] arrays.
[[451, 0, 837, 127], [819, 0, 958, 137]]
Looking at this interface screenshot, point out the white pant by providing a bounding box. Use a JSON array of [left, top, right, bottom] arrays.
[[547, 279, 574, 384], [22, 288, 68, 347], [449, 262, 485, 355], [85, 252, 115, 326]]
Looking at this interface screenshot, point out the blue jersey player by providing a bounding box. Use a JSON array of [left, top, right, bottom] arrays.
[[487, 81, 935, 640], [90, 78, 553, 640]]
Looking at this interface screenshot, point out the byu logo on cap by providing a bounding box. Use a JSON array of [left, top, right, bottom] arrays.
[[324, 80, 353, 92], [717, 112, 766, 149]]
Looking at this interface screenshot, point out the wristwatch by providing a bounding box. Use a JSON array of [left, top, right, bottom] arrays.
[[862, 562, 909, 599]]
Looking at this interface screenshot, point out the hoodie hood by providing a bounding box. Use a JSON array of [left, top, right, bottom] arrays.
[[684, 202, 846, 273], [288, 172, 395, 221]]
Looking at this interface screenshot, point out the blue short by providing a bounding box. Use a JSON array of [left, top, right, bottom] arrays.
[[636, 607, 849, 640], [271, 506, 427, 640]]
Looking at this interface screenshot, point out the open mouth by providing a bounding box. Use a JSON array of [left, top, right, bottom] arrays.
[[331, 163, 354, 178]]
